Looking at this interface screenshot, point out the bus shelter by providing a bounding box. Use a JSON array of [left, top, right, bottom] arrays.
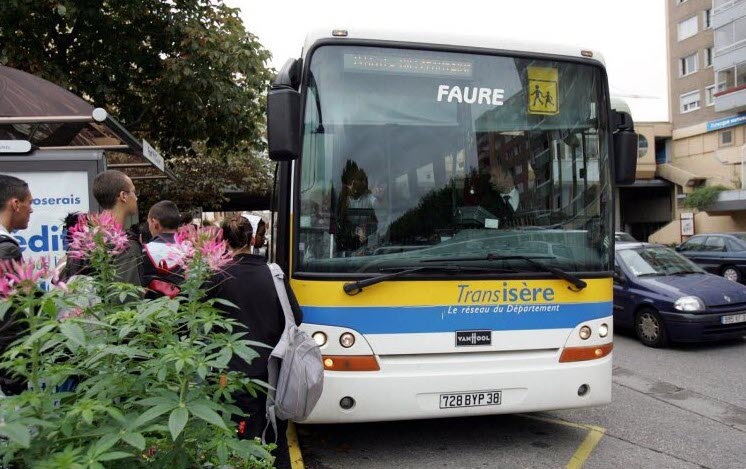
[[0, 65, 175, 265]]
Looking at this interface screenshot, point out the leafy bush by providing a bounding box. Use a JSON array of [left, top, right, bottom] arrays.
[[0, 215, 274, 468], [682, 185, 728, 210]]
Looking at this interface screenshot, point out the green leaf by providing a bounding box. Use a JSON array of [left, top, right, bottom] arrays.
[[121, 432, 146, 451], [22, 323, 56, 346], [136, 396, 178, 407], [188, 403, 227, 430], [0, 300, 12, 320], [97, 451, 133, 462], [156, 366, 168, 382], [197, 364, 208, 380], [168, 407, 189, 441], [233, 344, 259, 364], [0, 423, 30, 448], [130, 404, 175, 430], [94, 433, 121, 454], [82, 409, 94, 425], [56, 4, 66, 16], [60, 321, 86, 347]]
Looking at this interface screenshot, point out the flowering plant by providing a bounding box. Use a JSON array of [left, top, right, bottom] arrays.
[[0, 214, 273, 468]]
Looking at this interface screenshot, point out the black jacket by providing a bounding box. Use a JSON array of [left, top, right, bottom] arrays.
[[206, 254, 303, 378], [0, 234, 23, 394]]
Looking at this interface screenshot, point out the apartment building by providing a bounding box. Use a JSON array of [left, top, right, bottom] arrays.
[[650, 0, 746, 244]]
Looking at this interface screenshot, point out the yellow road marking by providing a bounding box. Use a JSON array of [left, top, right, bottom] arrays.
[[518, 414, 606, 469], [287, 421, 305, 469]]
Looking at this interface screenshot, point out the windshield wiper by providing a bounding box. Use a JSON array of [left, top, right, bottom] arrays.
[[422, 253, 587, 291], [343, 265, 505, 295]]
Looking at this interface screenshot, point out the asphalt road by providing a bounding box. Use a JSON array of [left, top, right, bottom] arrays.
[[296, 333, 746, 468]]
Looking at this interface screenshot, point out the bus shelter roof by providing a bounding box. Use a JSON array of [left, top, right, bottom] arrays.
[[0, 65, 175, 181]]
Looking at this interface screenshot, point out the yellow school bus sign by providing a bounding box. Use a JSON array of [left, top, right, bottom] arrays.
[[528, 66, 559, 115]]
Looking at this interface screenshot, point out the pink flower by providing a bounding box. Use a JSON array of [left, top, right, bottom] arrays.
[[167, 225, 231, 274], [68, 212, 129, 259], [59, 307, 84, 321], [0, 257, 52, 295]]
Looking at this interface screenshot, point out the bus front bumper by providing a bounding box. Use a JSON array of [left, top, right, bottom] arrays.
[[300, 351, 612, 424]]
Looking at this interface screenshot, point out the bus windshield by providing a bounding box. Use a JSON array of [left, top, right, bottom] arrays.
[[296, 45, 613, 274]]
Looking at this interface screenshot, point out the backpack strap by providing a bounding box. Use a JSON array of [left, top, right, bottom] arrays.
[[267, 263, 296, 332], [263, 262, 294, 444]]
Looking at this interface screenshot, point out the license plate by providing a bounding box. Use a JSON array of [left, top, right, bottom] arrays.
[[721, 313, 746, 325], [439, 390, 501, 409]]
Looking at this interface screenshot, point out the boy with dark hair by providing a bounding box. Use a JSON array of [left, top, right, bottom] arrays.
[[0, 174, 33, 262], [68, 170, 143, 286], [0, 174, 33, 394], [143, 200, 183, 298]]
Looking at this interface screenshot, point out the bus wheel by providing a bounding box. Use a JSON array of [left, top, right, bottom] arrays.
[[635, 308, 668, 348]]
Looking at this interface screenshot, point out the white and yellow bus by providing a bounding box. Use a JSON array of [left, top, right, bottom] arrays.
[[266, 29, 637, 423]]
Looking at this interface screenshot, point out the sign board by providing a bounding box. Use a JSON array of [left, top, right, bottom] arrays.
[[706, 113, 746, 132], [5, 171, 90, 268], [680, 212, 695, 237], [0, 140, 32, 154], [142, 139, 165, 172], [527, 66, 559, 115]]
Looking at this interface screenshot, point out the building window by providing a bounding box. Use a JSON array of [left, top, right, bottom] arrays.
[[638, 134, 649, 159], [680, 53, 699, 76], [706, 85, 716, 106], [705, 47, 714, 67], [680, 90, 701, 113], [715, 16, 746, 54], [720, 129, 734, 146], [704, 8, 712, 29], [678, 16, 698, 41]]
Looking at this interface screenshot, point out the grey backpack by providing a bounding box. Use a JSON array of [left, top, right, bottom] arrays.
[[265, 263, 324, 439]]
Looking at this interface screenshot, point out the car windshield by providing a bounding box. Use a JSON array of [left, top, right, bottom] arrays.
[[297, 45, 613, 274], [617, 246, 704, 277]]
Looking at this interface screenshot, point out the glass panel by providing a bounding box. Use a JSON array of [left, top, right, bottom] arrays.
[[680, 237, 703, 251], [704, 236, 726, 251], [297, 45, 613, 274], [618, 247, 704, 277], [678, 16, 698, 41], [718, 67, 735, 91], [716, 23, 735, 50]]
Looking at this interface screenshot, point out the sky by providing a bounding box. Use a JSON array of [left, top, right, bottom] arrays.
[[227, 0, 669, 123]]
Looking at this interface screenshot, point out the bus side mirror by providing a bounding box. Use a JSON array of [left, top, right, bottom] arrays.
[[612, 111, 637, 185], [268, 58, 302, 161]]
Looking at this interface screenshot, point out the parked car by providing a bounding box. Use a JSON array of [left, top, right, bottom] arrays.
[[615, 232, 636, 242], [676, 233, 746, 282], [614, 242, 746, 347]]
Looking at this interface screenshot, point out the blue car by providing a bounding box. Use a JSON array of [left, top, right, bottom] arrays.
[[614, 242, 746, 347]]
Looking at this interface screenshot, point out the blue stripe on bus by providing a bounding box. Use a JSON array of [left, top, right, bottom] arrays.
[[301, 302, 612, 334]]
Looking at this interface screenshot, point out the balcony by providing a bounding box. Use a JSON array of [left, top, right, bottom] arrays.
[[715, 85, 746, 112]]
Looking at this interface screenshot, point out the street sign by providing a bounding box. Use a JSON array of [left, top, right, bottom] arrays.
[[680, 212, 694, 237], [0, 140, 32, 154], [142, 139, 165, 172]]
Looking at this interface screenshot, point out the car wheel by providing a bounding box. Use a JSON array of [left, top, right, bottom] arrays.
[[635, 309, 668, 348], [722, 266, 741, 283]]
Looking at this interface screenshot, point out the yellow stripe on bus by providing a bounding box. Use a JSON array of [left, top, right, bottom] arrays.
[[290, 278, 612, 306]]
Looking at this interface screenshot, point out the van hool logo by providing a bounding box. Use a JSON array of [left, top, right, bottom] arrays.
[[455, 330, 492, 346]]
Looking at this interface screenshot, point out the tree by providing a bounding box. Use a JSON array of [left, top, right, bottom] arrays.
[[0, 0, 274, 209]]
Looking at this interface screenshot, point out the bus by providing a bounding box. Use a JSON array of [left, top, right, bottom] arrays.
[[266, 29, 637, 423]]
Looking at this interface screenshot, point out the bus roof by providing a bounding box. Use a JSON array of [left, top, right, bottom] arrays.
[[302, 28, 606, 66]]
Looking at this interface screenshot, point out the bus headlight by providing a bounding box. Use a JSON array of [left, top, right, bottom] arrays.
[[674, 296, 704, 312], [599, 324, 609, 338], [312, 332, 328, 346], [579, 326, 592, 340], [340, 332, 356, 348]]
